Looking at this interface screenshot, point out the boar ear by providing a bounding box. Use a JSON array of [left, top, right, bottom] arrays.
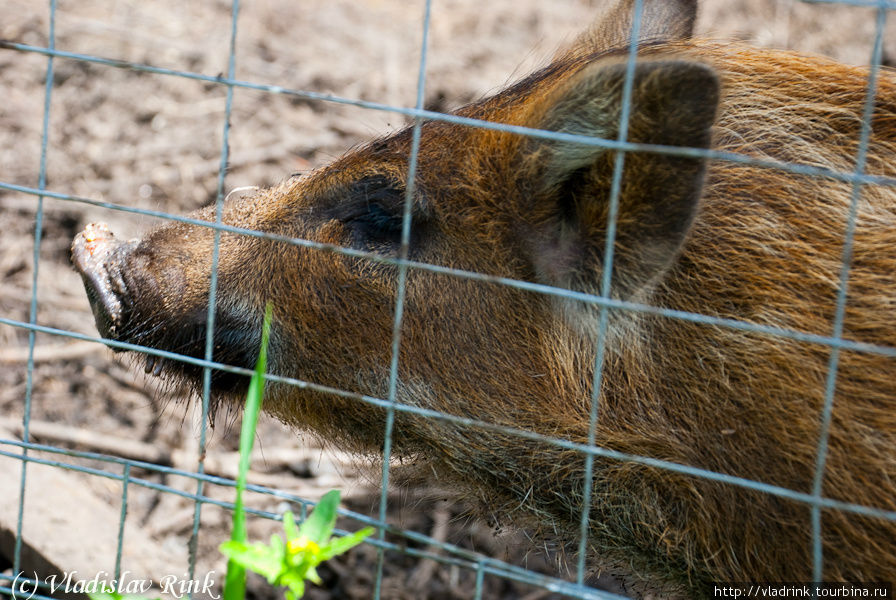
[[524, 59, 718, 301], [564, 0, 697, 58]]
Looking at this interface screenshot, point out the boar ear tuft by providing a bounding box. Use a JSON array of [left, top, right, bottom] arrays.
[[524, 59, 719, 301], [564, 0, 697, 58]]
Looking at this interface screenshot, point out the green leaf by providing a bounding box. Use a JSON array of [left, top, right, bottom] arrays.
[[220, 540, 284, 581], [283, 510, 300, 540], [283, 577, 306, 600], [270, 532, 286, 556], [222, 560, 246, 600], [235, 303, 274, 538], [222, 303, 274, 600], [279, 568, 314, 590], [299, 490, 340, 544], [304, 566, 322, 586], [319, 527, 375, 561]]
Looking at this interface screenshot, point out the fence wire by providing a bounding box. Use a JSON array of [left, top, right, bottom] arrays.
[[1, 1, 895, 599]]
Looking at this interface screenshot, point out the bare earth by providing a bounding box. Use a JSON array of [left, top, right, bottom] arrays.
[[1, 1, 893, 598]]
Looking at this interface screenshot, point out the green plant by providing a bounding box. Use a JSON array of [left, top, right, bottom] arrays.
[[221, 491, 373, 600], [220, 304, 373, 600]]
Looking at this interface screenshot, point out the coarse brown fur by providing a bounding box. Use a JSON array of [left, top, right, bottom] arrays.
[[73, 0, 896, 595]]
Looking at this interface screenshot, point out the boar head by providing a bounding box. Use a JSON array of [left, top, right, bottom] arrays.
[[73, 56, 718, 453]]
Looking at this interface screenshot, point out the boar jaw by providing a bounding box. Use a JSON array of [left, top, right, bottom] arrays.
[[72, 222, 263, 397]]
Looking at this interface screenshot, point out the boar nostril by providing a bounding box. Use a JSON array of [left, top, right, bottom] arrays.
[[72, 222, 129, 339], [144, 355, 164, 376]]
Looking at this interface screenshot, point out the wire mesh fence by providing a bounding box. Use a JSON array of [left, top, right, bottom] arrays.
[[1, 0, 895, 599]]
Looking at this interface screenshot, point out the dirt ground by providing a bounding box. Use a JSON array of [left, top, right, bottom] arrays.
[[1, 1, 893, 598]]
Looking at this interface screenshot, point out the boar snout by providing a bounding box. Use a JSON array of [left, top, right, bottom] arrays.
[[72, 221, 266, 396], [71, 222, 136, 343]]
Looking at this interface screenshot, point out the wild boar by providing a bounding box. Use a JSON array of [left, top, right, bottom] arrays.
[[72, 0, 896, 595]]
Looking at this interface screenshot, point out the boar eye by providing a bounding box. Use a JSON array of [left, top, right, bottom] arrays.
[[347, 199, 403, 241], [337, 175, 410, 248]]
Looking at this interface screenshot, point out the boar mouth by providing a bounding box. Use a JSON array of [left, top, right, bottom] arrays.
[[73, 222, 261, 398], [128, 307, 263, 398]]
